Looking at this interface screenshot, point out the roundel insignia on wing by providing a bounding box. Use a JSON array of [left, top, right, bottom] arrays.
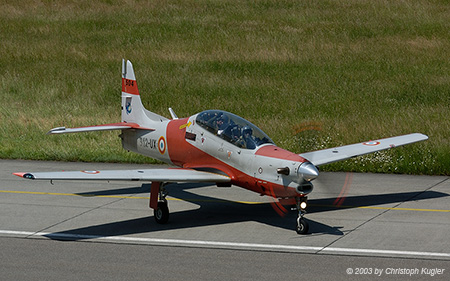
[[81, 170, 100, 174], [158, 136, 166, 154], [363, 141, 380, 146]]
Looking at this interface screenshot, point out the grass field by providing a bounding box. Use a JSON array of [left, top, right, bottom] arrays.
[[1, 0, 449, 175]]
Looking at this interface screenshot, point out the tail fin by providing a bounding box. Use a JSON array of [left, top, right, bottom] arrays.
[[121, 59, 168, 123]]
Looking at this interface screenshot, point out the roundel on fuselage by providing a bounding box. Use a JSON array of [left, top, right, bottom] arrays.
[[158, 136, 166, 154]]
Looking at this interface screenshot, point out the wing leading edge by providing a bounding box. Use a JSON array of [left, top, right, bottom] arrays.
[[300, 133, 428, 166], [13, 168, 231, 183]]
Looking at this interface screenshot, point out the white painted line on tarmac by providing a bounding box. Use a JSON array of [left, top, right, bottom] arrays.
[[1, 230, 449, 259], [0, 229, 321, 252]]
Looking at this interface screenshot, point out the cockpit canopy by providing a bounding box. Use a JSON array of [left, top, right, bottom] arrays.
[[196, 110, 274, 149]]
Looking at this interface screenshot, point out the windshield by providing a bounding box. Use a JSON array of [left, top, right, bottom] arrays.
[[195, 110, 274, 149]]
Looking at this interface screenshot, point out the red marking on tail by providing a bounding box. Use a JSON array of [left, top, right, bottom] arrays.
[[122, 78, 139, 95]]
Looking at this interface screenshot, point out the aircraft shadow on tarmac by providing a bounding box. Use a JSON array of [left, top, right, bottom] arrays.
[[44, 183, 448, 241]]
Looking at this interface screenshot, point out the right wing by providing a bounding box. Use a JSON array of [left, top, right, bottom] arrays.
[[300, 133, 428, 166], [13, 168, 231, 183]]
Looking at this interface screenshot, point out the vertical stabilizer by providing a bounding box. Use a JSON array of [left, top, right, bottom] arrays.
[[121, 59, 168, 124]]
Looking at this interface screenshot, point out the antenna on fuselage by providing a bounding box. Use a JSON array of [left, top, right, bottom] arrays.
[[169, 108, 178, 120]]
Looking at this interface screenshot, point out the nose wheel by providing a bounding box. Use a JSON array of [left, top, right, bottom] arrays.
[[296, 216, 309, 234], [295, 196, 309, 234]]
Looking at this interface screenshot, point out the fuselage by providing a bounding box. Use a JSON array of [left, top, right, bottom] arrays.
[[121, 110, 314, 199]]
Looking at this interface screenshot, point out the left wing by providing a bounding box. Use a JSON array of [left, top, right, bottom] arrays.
[[13, 168, 231, 183], [300, 133, 428, 166]]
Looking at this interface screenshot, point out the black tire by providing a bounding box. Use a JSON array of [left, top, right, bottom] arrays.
[[154, 201, 169, 224], [296, 217, 309, 234]]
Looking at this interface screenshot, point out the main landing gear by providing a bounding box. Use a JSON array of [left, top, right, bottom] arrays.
[[154, 200, 169, 224], [150, 182, 169, 224], [295, 196, 309, 234]]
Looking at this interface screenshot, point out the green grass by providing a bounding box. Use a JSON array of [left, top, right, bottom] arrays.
[[1, 0, 449, 174]]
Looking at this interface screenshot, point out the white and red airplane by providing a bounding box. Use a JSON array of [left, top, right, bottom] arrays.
[[14, 60, 428, 234]]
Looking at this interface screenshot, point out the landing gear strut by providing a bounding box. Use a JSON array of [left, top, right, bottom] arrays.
[[295, 196, 309, 234], [150, 182, 169, 224]]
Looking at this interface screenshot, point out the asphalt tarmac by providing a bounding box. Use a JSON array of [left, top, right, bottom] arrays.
[[1, 160, 449, 280]]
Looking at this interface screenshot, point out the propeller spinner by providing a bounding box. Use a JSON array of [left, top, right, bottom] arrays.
[[296, 161, 319, 194], [298, 162, 319, 182]]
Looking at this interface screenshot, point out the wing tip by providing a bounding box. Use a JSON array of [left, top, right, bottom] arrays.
[[418, 133, 429, 140], [47, 127, 66, 135], [13, 172, 35, 179]]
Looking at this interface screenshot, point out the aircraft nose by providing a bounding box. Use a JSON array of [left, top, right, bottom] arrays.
[[298, 162, 319, 182]]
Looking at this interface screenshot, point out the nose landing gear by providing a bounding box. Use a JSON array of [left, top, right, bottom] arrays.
[[295, 196, 309, 234]]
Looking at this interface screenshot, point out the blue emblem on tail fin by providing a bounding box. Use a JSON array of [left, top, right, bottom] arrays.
[[126, 101, 132, 114]]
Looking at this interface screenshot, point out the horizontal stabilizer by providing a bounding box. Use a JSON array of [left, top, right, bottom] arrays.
[[300, 133, 428, 166], [13, 168, 231, 183], [47, 122, 154, 134]]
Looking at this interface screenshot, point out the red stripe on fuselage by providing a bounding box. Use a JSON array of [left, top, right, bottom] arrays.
[[166, 118, 239, 178], [255, 145, 307, 162], [122, 78, 139, 95]]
